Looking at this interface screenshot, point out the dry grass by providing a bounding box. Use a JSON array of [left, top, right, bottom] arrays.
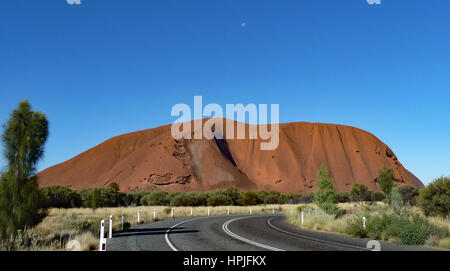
[[285, 202, 450, 250], [26, 204, 298, 251]]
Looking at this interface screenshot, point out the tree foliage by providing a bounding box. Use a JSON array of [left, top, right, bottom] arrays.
[[0, 100, 49, 238], [418, 176, 450, 218], [314, 165, 339, 215], [351, 183, 368, 205], [377, 166, 395, 205]]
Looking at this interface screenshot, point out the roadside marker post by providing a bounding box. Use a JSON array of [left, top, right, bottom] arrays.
[[191, 207, 193, 216], [171, 208, 174, 218], [272, 206, 275, 214], [109, 215, 113, 239], [227, 206, 230, 215], [250, 207, 252, 215], [153, 209, 156, 221], [363, 216, 366, 229], [301, 211, 304, 225], [99, 219, 106, 251], [137, 209, 140, 223], [121, 213, 124, 230], [208, 207, 210, 216]]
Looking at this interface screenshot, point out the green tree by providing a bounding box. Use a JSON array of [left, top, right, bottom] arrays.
[[351, 183, 368, 205], [0, 100, 49, 238], [207, 194, 233, 206], [314, 165, 339, 215], [107, 182, 120, 191], [237, 191, 261, 206], [418, 176, 450, 218], [377, 166, 395, 205]]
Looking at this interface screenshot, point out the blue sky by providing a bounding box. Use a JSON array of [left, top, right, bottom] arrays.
[[0, 0, 449, 185]]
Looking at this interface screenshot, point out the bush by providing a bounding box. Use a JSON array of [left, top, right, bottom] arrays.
[[286, 193, 314, 204], [223, 187, 240, 205], [261, 191, 282, 204], [140, 191, 170, 206], [186, 192, 208, 206], [97, 187, 123, 207], [207, 194, 233, 206], [237, 191, 261, 206], [127, 191, 151, 206], [170, 193, 190, 207], [418, 176, 450, 218], [336, 191, 351, 203], [390, 189, 404, 215], [351, 184, 368, 204], [346, 213, 448, 246], [395, 185, 419, 206], [370, 191, 386, 202], [40, 185, 82, 208]]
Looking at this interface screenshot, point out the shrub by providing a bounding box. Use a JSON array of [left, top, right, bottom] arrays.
[[351, 184, 368, 204], [127, 191, 151, 206], [224, 187, 240, 205], [107, 182, 120, 191], [40, 185, 82, 208], [371, 191, 386, 202], [97, 187, 123, 207], [418, 176, 450, 218], [207, 194, 233, 206], [186, 192, 208, 206], [140, 191, 170, 206], [395, 185, 419, 206], [237, 191, 261, 206], [390, 189, 404, 215], [164, 207, 172, 214], [346, 213, 448, 246], [314, 165, 339, 215], [170, 193, 190, 207], [262, 191, 282, 204], [336, 191, 351, 203]]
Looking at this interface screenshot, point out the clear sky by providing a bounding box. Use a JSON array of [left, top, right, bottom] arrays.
[[0, 0, 449, 185]]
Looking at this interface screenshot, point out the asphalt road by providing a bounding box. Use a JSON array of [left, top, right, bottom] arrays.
[[107, 214, 436, 251]]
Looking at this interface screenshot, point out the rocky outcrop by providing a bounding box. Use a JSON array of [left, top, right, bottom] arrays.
[[37, 120, 423, 193]]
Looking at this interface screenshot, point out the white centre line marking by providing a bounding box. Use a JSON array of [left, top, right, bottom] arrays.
[[222, 216, 285, 251]]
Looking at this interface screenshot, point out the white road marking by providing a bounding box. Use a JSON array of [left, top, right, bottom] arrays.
[[267, 218, 370, 251], [165, 217, 206, 251], [222, 216, 285, 251]]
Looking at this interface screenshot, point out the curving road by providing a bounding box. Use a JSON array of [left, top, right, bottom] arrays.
[[107, 214, 436, 251]]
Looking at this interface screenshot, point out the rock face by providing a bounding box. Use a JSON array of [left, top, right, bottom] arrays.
[[37, 120, 423, 193]]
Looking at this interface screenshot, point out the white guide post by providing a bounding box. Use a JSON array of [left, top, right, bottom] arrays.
[[109, 215, 113, 238], [272, 206, 275, 214], [99, 219, 106, 251], [191, 207, 193, 216], [153, 209, 156, 221], [171, 208, 174, 218], [121, 213, 124, 230], [301, 211, 304, 225], [208, 207, 210, 216], [137, 209, 140, 223], [250, 207, 252, 215], [227, 206, 230, 215], [363, 216, 366, 229]]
